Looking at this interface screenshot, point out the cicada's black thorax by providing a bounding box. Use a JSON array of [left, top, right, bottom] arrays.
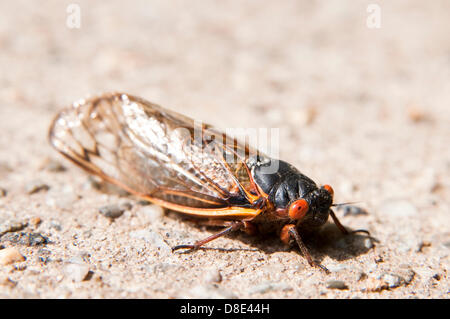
[[248, 155, 332, 227], [248, 155, 316, 208]]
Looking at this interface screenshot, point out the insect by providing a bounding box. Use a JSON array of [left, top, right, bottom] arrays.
[[49, 92, 370, 272]]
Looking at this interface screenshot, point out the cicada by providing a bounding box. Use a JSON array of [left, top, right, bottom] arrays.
[[49, 92, 370, 272]]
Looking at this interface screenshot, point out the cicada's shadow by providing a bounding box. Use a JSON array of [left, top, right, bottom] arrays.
[[245, 223, 376, 264], [175, 215, 377, 264], [305, 222, 378, 262]]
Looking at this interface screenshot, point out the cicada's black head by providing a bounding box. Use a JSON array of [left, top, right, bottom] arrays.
[[298, 186, 334, 228], [276, 181, 333, 228]]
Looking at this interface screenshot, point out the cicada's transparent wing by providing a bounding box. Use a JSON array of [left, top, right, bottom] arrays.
[[49, 93, 264, 218]]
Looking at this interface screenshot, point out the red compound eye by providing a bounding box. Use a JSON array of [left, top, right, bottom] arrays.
[[322, 184, 334, 198], [288, 199, 309, 220]]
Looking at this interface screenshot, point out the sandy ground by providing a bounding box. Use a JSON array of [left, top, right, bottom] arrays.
[[0, 1, 449, 299]]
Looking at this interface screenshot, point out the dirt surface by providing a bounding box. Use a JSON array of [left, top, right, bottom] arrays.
[[0, 1, 449, 299]]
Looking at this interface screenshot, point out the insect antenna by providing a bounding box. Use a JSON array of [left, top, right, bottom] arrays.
[[331, 201, 362, 208]]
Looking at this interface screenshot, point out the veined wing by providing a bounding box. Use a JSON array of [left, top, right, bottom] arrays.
[[49, 93, 264, 218]]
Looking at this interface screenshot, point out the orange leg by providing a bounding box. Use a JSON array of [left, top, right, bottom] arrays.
[[172, 221, 244, 252], [280, 224, 330, 273], [329, 210, 370, 236]]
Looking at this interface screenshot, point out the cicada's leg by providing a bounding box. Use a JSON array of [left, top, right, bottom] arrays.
[[329, 210, 370, 236], [172, 221, 244, 252], [280, 224, 330, 273]]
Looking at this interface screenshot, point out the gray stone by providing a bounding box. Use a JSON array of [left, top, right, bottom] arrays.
[[380, 273, 403, 288], [136, 205, 164, 223], [1, 232, 48, 246], [99, 204, 126, 219], [64, 263, 91, 282], [339, 205, 368, 216], [326, 280, 349, 290], [0, 220, 28, 235]]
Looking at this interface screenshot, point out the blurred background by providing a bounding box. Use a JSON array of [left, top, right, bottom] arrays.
[[0, 1, 448, 298]]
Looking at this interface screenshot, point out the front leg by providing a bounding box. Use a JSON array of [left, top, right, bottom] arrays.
[[280, 224, 330, 273], [329, 209, 371, 236]]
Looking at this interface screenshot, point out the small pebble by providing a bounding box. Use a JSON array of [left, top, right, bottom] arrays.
[[1, 232, 48, 246], [0, 247, 26, 265], [64, 263, 91, 282], [325, 263, 348, 273], [365, 270, 415, 292], [0, 220, 28, 235], [326, 280, 349, 290], [136, 205, 164, 223], [99, 204, 126, 219], [432, 273, 441, 281], [29, 217, 42, 227], [0, 187, 6, 197], [338, 205, 368, 216], [204, 268, 222, 284], [380, 273, 403, 288], [358, 272, 368, 281], [25, 180, 50, 194], [374, 254, 384, 263]]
